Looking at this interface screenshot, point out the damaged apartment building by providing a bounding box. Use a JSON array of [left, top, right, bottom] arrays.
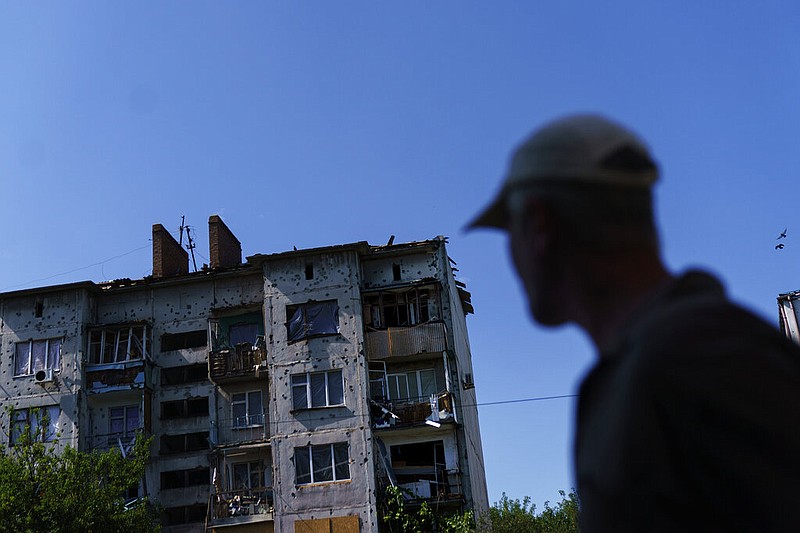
[[0, 215, 489, 533]]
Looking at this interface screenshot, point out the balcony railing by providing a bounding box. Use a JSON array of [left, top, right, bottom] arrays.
[[209, 344, 267, 381], [85, 360, 148, 392], [365, 322, 447, 360], [207, 486, 274, 527], [396, 469, 463, 503], [371, 392, 454, 429], [88, 431, 140, 454], [210, 415, 268, 447]]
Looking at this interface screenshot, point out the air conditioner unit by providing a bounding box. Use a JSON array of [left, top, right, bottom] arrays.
[[34, 368, 54, 383]]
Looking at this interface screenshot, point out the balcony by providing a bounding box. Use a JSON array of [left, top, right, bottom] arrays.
[[85, 360, 150, 393], [210, 415, 268, 447], [209, 344, 267, 382], [365, 322, 447, 360], [371, 392, 454, 429], [207, 487, 274, 529], [88, 431, 141, 454]]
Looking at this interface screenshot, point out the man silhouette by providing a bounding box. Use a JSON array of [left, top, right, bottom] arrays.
[[468, 114, 800, 532]]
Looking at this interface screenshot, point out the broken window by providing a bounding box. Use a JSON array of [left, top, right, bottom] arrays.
[[286, 300, 339, 342], [232, 461, 265, 489], [14, 338, 61, 376], [291, 370, 344, 410], [232, 391, 264, 427], [160, 330, 207, 351], [364, 286, 438, 329], [88, 325, 147, 364], [109, 405, 139, 445], [209, 312, 264, 351], [160, 432, 209, 454], [161, 397, 209, 419], [161, 468, 209, 490], [10, 406, 59, 445], [295, 442, 350, 485], [390, 440, 448, 498], [161, 364, 207, 386], [387, 368, 437, 403], [162, 504, 207, 526]]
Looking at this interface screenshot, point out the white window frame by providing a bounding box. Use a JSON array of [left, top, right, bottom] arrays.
[[108, 405, 139, 445], [231, 460, 265, 490], [386, 368, 437, 402], [88, 325, 148, 365], [295, 443, 351, 485], [232, 391, 264, 428], [14, 338, 62, 376], [291, 370, 344, 410], [11, 405, 60, 445]]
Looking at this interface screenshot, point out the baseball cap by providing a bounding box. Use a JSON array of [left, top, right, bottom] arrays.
[[467, 114, 659, 229]]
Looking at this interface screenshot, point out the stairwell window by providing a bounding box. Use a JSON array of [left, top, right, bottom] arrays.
[[14, 338, 61, 376], [291, 370, 344, 410], [295, 443, 350, 484], [286, 300, 339, 342]]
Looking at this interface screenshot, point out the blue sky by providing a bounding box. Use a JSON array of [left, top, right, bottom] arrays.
[[3, 2, 800, 508]]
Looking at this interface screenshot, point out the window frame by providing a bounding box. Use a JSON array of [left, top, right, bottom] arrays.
[[10, 405, 59, 445], [88, 325, 148, 365], [231, 390, 264, 428], [291, 369, 345, 411], [295, 442, 351, 485], [386, 368, 437, 403], [14, 338, 62, 376], [108, 405, 139, 445]]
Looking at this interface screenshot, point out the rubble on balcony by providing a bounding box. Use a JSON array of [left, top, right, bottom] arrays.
[[207, 486, 274, 527], [371, 392, 454, 429], [209, 338, 267, 380]]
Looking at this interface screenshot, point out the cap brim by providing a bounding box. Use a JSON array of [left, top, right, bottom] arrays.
[[465, 194, 508, 231]]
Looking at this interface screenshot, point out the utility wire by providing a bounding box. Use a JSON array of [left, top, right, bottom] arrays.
[[1, 243, 151, 292]]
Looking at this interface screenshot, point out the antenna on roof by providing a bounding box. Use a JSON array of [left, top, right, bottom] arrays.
[[179, 216, 198, 273]]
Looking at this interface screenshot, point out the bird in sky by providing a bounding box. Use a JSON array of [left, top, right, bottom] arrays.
[[777, 228, 788, 239], [776, 243, 785, 250]]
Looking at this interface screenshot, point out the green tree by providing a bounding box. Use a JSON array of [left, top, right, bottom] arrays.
[[0, 409, 160, 533], [381, 485, 474, 533], [477, 491, 579, 533]]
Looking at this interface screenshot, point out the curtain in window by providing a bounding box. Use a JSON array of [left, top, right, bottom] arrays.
[[48, 339, 61, 370], [15, 343, 29, 375], [31, 341, 46, 372]]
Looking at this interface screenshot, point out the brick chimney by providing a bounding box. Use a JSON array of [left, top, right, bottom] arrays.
[[152, 224, 189, 278], [208, 215, 241, 269]]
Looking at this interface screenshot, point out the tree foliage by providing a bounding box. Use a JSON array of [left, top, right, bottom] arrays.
[[381, 485, 474, 533], [478, 490, 579, 533], [0, 411, 160, 533]]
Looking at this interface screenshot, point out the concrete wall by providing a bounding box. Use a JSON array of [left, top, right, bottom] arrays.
[[0, 287, 91, 450], [263, 250, 379, 532], [436, 242, 489, 516]]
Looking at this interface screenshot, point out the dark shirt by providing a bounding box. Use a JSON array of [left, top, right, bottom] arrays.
[[576, 270, 800, 532]]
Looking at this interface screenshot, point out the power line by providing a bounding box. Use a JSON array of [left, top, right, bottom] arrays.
[[1, 243, 151, 292]]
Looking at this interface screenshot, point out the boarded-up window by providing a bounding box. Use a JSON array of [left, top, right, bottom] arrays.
[[294, 515, 359, 533]]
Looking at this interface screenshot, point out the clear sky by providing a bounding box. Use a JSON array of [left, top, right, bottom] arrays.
[[2, 1, 800, 509]]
